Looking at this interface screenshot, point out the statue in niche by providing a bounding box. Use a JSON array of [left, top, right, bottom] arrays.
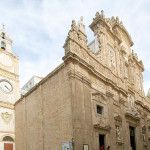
[[143, 134, 146, 142], [136, 74, 141, 91], [77, 16, 86, 35], [125, 66, 128, 78], [129, 95, 134, 109], [96, 24, 105, 51], [109, 49, 116, 71], [116, 126, 121, 140], [120, 58, 123, 77]]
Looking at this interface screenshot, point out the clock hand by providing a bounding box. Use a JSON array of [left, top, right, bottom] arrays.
[[5, 85, 10, 91]]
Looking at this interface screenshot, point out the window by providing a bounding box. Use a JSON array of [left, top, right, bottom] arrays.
[[2, 32, 5, 39], [3, 136, 14, 142], [1, 41, 6, 50], [97, 105, 103, 114]]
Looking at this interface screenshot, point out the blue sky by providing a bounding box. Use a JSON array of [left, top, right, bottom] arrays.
[[0, 0, 150, 95]]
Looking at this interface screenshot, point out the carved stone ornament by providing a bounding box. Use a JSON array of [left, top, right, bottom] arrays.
[[142, 126, 146, 134], [114, 115, 122, 125], [128, 94, 134, 109], [1, 112, 13, 124], [147, 119, 150, 126], [93, 116, 111, 131], [77, 16, 86, 35], [116, 126, 121, 141], [92, 92, 106, 102], [125, 108, 140, 127]]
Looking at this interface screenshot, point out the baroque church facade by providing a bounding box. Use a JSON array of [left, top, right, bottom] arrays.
[[0, 28, 19, 150], [13, 11, 150, 150]]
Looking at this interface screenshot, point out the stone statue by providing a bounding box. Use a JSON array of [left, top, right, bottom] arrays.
[[109, 49, 116, 71], [120, 58, 123, 76], [129, 95, 134, 109], [136, 74, 141, 91], [116, 126, 121, 140], [77, 16, 86, 35], [143, 134, 146, 142]]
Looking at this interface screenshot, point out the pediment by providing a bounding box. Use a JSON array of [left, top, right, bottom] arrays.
[[92, 92, 107, 102]]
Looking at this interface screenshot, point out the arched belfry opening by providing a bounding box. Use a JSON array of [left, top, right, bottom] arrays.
[[1, 41, 6, 50], [2, 32, 5, 39]]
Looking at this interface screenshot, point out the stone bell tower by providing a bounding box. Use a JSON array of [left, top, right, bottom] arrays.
[[0, 26, 19, 150]]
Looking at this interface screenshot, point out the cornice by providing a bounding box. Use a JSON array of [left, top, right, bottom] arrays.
[[0, 49, 18, 60], [0, 101, 14, 109], [0, 130, 15, 134], [135, 100, 150, 112], [67, 70, 91, 86], [63, 52, 128, 97], [0, 68, 19, 80]]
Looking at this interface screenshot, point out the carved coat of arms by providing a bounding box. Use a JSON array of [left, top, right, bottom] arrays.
[[1, 112, 13, 124]]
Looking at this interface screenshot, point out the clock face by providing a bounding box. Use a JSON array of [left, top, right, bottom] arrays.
[[0, 80, 13, 93]]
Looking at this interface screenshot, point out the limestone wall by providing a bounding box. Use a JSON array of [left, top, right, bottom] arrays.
[[15, 64, 73, 150]]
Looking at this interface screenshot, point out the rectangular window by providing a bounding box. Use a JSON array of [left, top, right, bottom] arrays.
[[97, 105, 103, 114]]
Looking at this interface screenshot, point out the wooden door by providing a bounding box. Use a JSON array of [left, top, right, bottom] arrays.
[[4, 143, 13, 150]]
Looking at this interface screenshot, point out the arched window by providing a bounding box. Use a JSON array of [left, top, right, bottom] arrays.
[[2, 136, 14, 142], [2, 32, 5, 39], [1, 41, 6, 50]]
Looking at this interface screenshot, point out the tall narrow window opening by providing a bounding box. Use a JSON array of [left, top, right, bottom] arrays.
[[97, 105, 103, 115], [1, 41, 6, 50], [2, 32, 5, 39]]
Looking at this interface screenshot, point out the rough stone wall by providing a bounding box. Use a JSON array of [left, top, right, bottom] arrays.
[[15, 64, 73, 150]]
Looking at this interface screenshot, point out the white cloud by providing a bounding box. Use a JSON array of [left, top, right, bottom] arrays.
[[0, 0, 150, 94]]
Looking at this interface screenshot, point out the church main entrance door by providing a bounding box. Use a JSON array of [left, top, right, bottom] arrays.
[[4, 143, 13, 150], [129, 126, 136, 150]]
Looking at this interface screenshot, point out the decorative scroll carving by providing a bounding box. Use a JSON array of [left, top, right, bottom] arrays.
[[114, 115, 122, 126], [93, 119, 111, 132], [1, 112, 13, 124]]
